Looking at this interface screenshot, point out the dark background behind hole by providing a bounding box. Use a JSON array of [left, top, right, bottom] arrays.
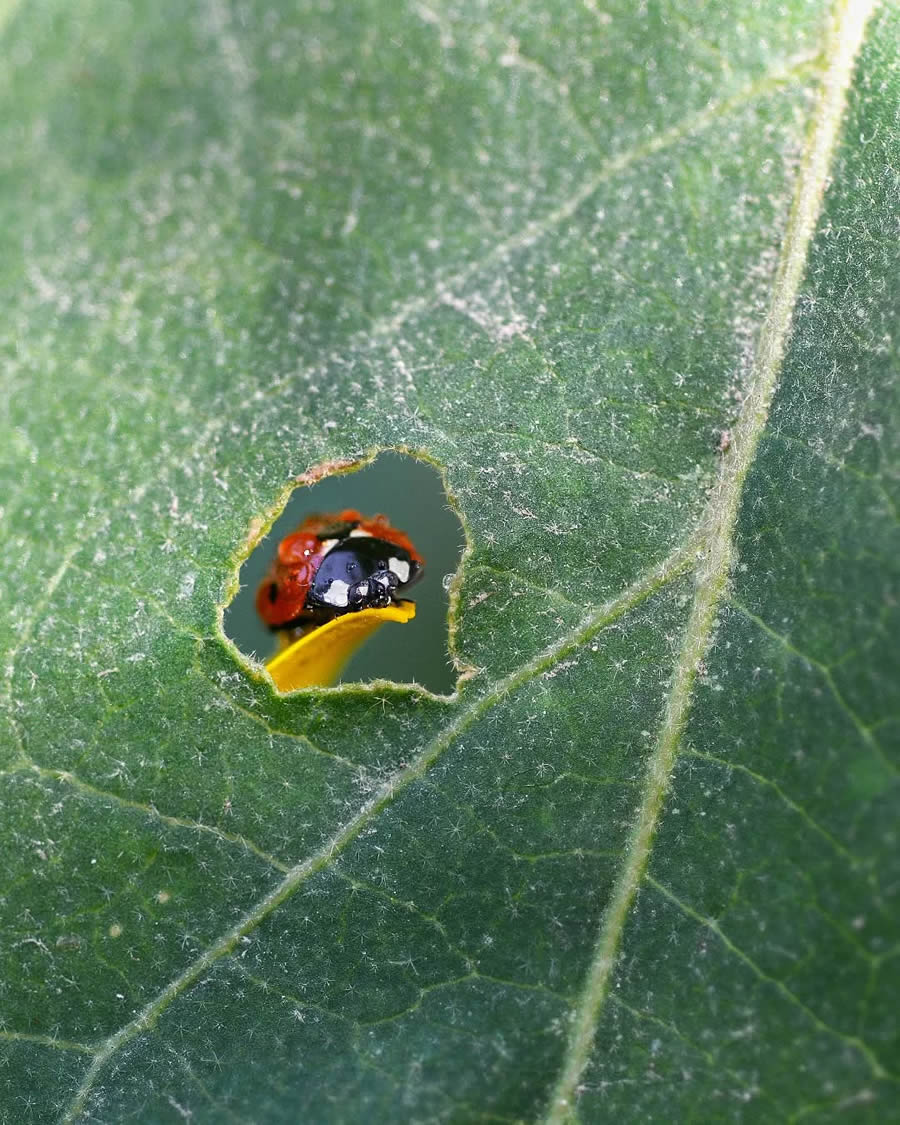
[[225, 453, 465, 692]]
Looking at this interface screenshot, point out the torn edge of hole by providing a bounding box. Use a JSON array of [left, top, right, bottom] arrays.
[[217, 447, 476, 697]]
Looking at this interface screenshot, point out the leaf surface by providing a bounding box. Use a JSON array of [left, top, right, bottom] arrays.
[[1, 1, 898, 1121]]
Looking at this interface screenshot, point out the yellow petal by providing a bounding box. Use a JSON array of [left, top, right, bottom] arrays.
[[265, 600, 417, 691]]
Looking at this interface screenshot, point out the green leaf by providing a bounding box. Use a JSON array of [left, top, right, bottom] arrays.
[[2, 0, 898, 1121]]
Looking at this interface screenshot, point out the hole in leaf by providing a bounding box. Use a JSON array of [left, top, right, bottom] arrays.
[[225, 452, 465, 693]]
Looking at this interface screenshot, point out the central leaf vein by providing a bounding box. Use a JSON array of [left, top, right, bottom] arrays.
[[543, 2, 880, 1118]]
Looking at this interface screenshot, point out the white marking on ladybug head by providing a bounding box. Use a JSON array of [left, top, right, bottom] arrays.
[[389, 558, 410, 584], [356, 582, 369, 597], [319, 538, 339, 553], [322, 579, 350, 607], [348, 528, 373, 538]]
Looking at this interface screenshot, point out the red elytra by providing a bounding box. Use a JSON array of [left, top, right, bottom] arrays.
[[256, 508, 424, 630]]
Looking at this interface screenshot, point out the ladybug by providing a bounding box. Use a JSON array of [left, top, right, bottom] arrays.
[[256, 509, 424, 631]]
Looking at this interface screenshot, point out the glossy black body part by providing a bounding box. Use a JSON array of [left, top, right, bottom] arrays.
[[305, 535, 422, 619]]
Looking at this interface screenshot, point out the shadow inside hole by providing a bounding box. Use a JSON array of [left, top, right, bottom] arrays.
[[225, 453, 465, 693]]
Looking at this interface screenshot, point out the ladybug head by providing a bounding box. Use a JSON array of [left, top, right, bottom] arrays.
[[305, 534, 422, 617]]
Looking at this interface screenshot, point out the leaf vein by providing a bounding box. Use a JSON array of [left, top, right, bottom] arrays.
[[60, 536, 695, 1122], [730, 600, 898, 778], [646, 875, 894, 1081], [0, 1030, 95, 1056], [368, 52, 823, 345], [542, 4, 879, 1119], [3, 763, 291, 874], [682, 748, 867, 867], [199, 674, 365, 771], [3, 520, 98, 705]]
